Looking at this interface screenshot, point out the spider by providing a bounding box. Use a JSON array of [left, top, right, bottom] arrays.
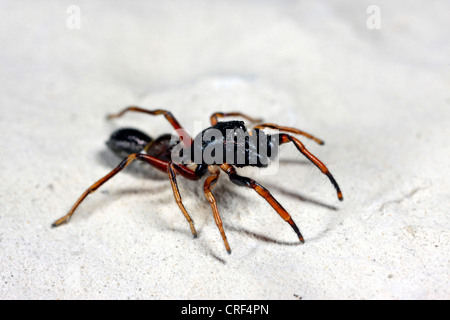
[[52, 106, 343, 254]]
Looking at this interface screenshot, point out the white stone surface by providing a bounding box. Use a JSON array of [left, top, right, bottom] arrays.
[[0, 0, 449, 299]]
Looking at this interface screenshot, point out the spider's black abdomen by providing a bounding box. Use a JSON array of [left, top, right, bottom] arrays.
[[107, 128, 181, 163], [190, 121, 278, 168], [106, 128, 152, 158]]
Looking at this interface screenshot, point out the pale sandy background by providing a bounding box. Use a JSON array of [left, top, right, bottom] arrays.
[[1, 0, 449, 299]]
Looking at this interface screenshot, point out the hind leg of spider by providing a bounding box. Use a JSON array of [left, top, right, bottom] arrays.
[[167, 162, 197, 238], [51, 153, 169, 227], [203, 168, 231, 254], [276, 133, 343, 201], [220, 164, 305, 244], [210, 112, 263, 126], [254, 123, 325, 145], [107, 106, 193, 147]]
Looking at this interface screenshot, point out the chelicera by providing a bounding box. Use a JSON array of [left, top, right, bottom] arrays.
[[52, 106, 343, 254]]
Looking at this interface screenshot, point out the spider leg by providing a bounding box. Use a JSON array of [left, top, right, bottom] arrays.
[[51, 153, 169, 227], [52, 152, 200, 233], [203, 168, 232, 254], [276, 133, 343, 201], [210, 112, 263, 126], [220, 163, 305, 244], [167, 162, 198, 238], [107, 106, 193, 147], [254, 123, 324, 145]]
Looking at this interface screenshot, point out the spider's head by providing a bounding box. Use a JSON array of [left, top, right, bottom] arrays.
[[190, 121, 279, 168], [230, 128, 279, 168]]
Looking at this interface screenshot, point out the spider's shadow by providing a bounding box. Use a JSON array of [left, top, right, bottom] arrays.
[[213, 158, 341, 261], [270, 158, 339, 211], [92, 151, 340, 262], [199, 178, 339, 263]]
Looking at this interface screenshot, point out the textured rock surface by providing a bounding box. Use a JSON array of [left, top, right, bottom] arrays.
[[1, 1, 448, 299]]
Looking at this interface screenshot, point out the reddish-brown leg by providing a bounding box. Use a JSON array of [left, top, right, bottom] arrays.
[[51, 153, 200, 232], [107, 106, 193, 147], [203, 168, 232, 254], [254, 123, 325, 145], [277, 133, 343, 201], [210, 112, 263, 126], [220, 163, 305, 244], [167, 162, 197, 238], [52, 153, 167, 227]]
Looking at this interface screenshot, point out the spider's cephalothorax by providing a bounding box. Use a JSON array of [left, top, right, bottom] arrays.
[[52, 107, 343, 254], [190, 120, 280, 178]]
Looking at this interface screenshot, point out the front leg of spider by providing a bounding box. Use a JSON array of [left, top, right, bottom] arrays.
[[220, 163, 305, 244], [203, 168, 232, 254]]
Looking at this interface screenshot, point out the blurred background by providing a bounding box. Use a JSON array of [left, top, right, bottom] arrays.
[[0, 0, 449, 299]]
